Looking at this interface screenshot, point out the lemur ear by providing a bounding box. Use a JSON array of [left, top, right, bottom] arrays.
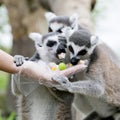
[[45, 12, 56, 23], [29, 32, 42, 46], [62, 27, 74, 41], [69, 13, 79, 29], [90, 35, 99, 46]]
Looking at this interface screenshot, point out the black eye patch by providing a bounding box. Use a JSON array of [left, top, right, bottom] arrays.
[[77, 49, 87, 56], [56, 26, 64, 33], [46, 40, 57, 47], [57, 29, 62, 33], [68, 45, 74, 54], [48, 27, 53, 32]]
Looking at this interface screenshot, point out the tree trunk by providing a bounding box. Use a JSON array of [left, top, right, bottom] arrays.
[[3, 0, 48, 56]]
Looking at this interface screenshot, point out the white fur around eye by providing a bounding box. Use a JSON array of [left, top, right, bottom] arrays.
[[68, 42, 85, 57], [50, 22, 63, 32], [45, 35, 58, 43]]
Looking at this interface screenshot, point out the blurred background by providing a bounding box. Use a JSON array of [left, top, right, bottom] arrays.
[[0, 0, 120, 119]]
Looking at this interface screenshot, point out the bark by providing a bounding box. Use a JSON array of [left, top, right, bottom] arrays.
[[0, 0, 3, 5], [3, 0, 47, 56]]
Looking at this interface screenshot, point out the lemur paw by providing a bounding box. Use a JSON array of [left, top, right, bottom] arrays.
[[52, 75, 71, 89], [14, 55, 29, 66]]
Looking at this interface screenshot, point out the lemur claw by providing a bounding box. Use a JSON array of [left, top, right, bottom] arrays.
[[14, 55, 29, 66], [52, 75, 71, 89]]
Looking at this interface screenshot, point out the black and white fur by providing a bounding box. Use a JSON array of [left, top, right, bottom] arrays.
[[14, 32, 67, 65], [53, 28, 120, 120], [45, 12, 93, 116], [12, 12, 82, 120], [45, 12, 120, 120], [12, 32, 75, 120], [45, 12, 81, 33]]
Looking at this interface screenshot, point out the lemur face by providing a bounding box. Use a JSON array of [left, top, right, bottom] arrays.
[[67, 30, 99, 65], [42, 33, 67, 60], [29, 32, 67, 63], [45, 12, 79, 33], [68, 42, 88, 65]]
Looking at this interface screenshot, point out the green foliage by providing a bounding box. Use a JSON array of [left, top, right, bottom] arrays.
[[0, 116, 3, 120], [0, 46, 11, 54], [0, 72, 9, 91], [7, 112, 16, 120], [0, 112, 16, 120]]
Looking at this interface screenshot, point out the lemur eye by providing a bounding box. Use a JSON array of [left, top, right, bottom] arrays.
[[48, 27, 53, 32], [68, 45, 74, 54], [57, 29, 62, 33], [46, 41, 57, 47], [77, 49, 87, 56]]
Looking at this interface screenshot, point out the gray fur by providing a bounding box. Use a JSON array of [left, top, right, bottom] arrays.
[[50, 16, 71, 26], [53, 29, 120, 120], [12, 32, 74, 120], [42, 32, 60, 42], [45, 12, 82, 33], [69, 30, 91, 48], [44, 12, 120, 120]]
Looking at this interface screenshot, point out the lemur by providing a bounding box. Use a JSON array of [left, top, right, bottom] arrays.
[[12, 12, 84, 120], [45, 12, 93, 114], [12, 32, 76, 120], [44, 12, 85, 33], [44, 12, 120, 120], [52, 27, 120, 120], [14, 12, 79, 65]]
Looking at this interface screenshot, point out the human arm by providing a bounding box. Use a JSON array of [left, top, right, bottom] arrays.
[[13, 55, 87, 89], [0, 50, 20, 73]]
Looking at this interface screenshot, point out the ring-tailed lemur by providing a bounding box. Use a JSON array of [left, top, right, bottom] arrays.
[[45, 12, 84, 33], [45, 12, 94, 114], [13, 12, 84, 120], [12, 32, 76, 120], [45, 12, 120, 120], [53, 27, 120, 120]]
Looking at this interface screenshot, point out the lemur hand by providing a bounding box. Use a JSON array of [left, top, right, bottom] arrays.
[[14, 55, 29, 66], [52, 75, 71, 90]]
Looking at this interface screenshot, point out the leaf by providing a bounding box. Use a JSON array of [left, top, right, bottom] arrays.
[[7, 112, 16, 120]]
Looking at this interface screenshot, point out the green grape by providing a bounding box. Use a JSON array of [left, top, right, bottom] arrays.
[[58, 62, 66, 70]]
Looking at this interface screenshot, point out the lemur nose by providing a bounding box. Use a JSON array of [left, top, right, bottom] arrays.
[[70, 57, 79, 65], [60, 44, 65, 50], [57, 44, 66, 54]]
